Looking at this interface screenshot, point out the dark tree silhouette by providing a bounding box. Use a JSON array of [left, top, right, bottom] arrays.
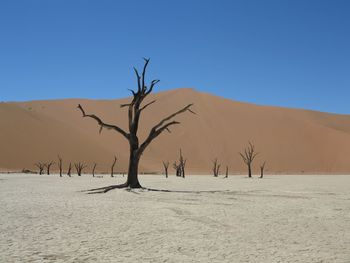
[[212, 158, 220, 177], [74, 162, 86, 176], [179, 149, 187, 178], [58, 155, 63, 177], [46, 161, 54, 175], [67, 162, 72, 177], [225, 165, 229, 178], [162, 161, 169, 178], [173, 149, 187, 178], [35, 162, 46, 175], [111, 156, 117, 177], [239, 142, 258, 178], [173, 161, 182, 177], [78, 58, 194, 192], [260, 161, 266, 179], [92, 163, 97, 177]]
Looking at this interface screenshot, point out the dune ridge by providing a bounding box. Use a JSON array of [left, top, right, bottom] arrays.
[[1, 88, 350, 174]]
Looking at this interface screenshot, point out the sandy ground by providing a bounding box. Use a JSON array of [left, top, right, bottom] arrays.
[[0, 174, 350, 263]]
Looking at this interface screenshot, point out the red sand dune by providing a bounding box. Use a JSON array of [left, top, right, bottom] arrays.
[[1, 88, 350, 174]]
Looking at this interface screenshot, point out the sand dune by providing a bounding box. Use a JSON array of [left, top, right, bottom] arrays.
[[1, 88, 350, 174]]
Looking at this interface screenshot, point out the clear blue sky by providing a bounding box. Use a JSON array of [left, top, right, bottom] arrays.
[[0, 0, 349, 114]]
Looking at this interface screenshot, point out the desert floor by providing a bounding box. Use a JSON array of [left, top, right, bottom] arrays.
[[0, 174, 349, 263]]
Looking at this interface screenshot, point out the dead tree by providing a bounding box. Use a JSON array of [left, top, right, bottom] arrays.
[[239, 142, 258, 178], [212, 158, 220, 177], [179, 149, 187, 178], [260, 161, 266, 179], [74, 162, 86, 176], [67, 163, 72, 177], [173, 161, 182, 177], [58, 155, 63, 177], [225, 166, 229, 178], [162, 161, 169, 178], [35, 162, 46, 175], [77, 58, 194, 192], [46, 161, 54, 175], [92, 163, 97, 177], [111, 156, 117, 177]]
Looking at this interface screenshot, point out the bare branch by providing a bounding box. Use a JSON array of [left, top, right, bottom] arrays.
[[133, 67, 141, 92], [128, 89, 136, 97], [140, 100, 156, 111], [146, 79, 160, 95], [120, 103, 131, 108], [141, 58, 150, 92], [152, 104, 194, 132], [138, 104, 194, 154], [77, 104, 129, 140]]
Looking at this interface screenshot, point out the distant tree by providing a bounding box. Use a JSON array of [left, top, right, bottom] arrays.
[[260, 161, 266, 179], [77, 58, 194, 192], [173, 149, 187, 178], [111, 156, 117, 177], [58, 155, 63, 177], [239, 142, 258, 178], [162, 161, 169, 178], [67, 162, 72, 177], [212, 158, 220, 177], [225, 165, 229, 178], [74, 162, 86, 176], [35, 162, 46, 175], [92, 163, 97, 177], [173, 161, 182, 177], [46, 161, 54, 175], [179, 149, 187, 178]]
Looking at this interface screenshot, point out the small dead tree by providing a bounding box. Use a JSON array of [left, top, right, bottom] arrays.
[[67, 162, 72, 177], [111, 156, 117, 177], [212, 158, 220, 177], [58, 155, 63, 177], [225, 166, 229, 178], [162, 161, 169, 178], [260, 161, 266, 179], [239, 142, 258, 178], [77, 58, 194, 192], [92, 163, 97, 177], [35, 162, 46, 175], [74, 162, 86, 176], [173, 161, 182, 177], [179, 149, 187, 178], [46, 161, 54, 175]]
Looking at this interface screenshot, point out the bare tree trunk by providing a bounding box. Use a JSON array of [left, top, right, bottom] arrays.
[[126, 150, 141, 188], [67, 163, 72, 177], [58, 155, 63, 177], [260, 161, 266, 179], [173, 161, 182, 177], [46, 162, 54, 175], [92, 163, 97, 177], [162, 161, 169, 178], [74, 162, 86, 176], [212, 158, 220, 177], [111, 156, 117, 177], [248, 164, 252, 178], [179, 149, 186, 178], [35, 163, 45, 175], [225, 166, 228, 178]]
